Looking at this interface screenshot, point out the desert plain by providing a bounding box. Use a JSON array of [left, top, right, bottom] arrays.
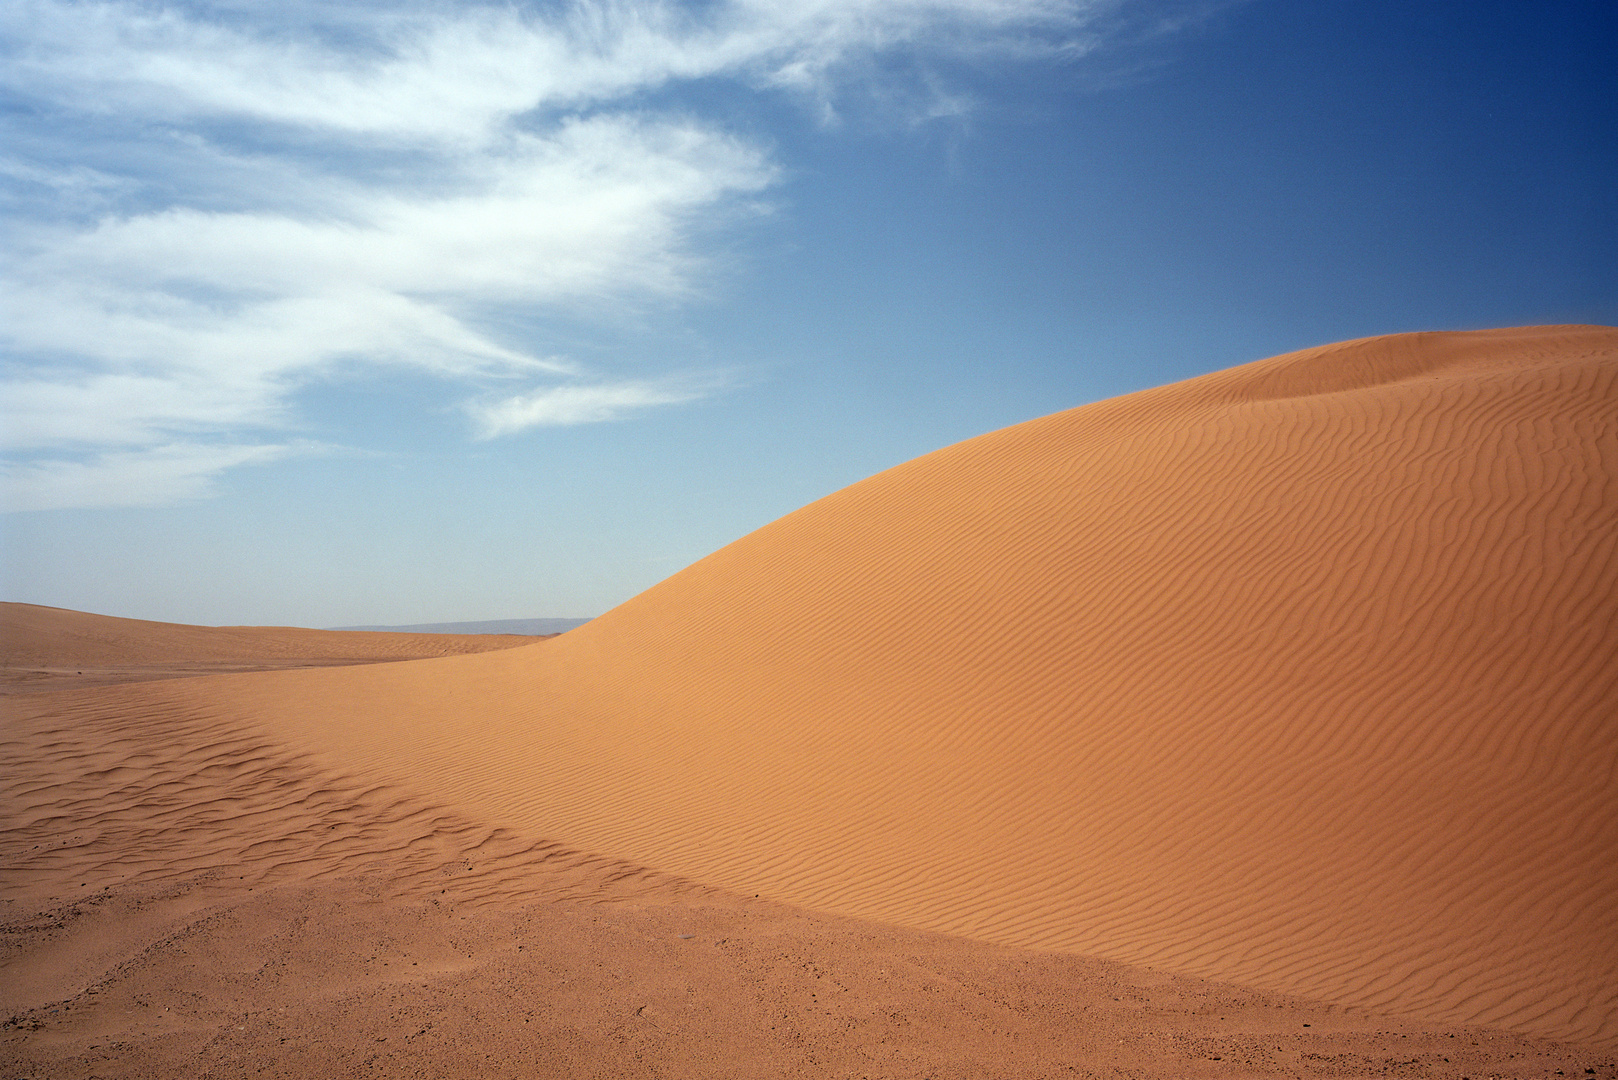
[[3, 325, 1616, 1078]]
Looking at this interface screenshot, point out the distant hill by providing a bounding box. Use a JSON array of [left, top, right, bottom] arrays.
[[328, 618, 593, 636]]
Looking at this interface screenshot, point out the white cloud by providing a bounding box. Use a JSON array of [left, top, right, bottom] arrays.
[[468, 378, 711, 437], [0, 113, 770, 472], [0, 441, 299, 511], [0, 0, 1120, 510], [2, 0, 1101, 140]]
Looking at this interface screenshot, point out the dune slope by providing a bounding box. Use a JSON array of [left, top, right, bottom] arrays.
[[147, 326, 1617, 1045]]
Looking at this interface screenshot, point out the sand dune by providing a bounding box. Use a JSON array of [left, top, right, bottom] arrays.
[[6, 325, 1615, 1060], [328, 617, 593, 634], [0, 602, 542, 693]]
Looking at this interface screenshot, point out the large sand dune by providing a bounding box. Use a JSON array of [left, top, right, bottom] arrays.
[[7, 325, 1616, 1061]]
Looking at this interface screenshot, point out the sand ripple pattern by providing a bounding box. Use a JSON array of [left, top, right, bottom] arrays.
[[102, 326, 1618, 1047], [0, 686, 705, 920]]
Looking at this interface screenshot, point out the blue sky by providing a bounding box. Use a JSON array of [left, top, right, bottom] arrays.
[[2, 0, 1613, 627]]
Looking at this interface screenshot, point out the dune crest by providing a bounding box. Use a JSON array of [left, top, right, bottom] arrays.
[[91, 326, 1618, 1045]]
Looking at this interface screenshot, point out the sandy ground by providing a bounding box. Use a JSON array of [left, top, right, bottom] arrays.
[[3, 681, 1610, 1078], [4, 326, 1616, 1076]]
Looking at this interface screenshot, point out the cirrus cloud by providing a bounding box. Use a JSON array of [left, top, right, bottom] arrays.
[[1, 0, 1126, 510], [468, 377, 714, 437]]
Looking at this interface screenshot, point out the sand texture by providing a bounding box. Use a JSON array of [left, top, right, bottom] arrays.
[[0, 602, 545, 694], [3, 673, 1607, 1077], [4, 325, 1616, 1074]]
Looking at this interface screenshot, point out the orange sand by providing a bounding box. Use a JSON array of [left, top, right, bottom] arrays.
[[4, 325, 1616, 1073]]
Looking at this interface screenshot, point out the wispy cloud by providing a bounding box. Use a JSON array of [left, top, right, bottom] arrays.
[[4, 0, 1104, 135], [468, 377, 714, 437], [0, 441, 301, 511], [1, 0, 1120, 510]]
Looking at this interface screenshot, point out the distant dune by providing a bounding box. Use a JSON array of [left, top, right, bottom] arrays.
[[327, 617, 593, 635], [7, 326, 1615, 1056], [0, 602, 542, 693]]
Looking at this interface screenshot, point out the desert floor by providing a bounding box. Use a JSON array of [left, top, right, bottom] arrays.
[[2, 639, 1609, 1078]]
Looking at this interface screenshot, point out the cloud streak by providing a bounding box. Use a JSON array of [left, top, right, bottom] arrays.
[[5, 0, 1100, 137], [468, 378, 712, 437], [0, 441, 300, 512], [1, 0, 1117, 510]]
